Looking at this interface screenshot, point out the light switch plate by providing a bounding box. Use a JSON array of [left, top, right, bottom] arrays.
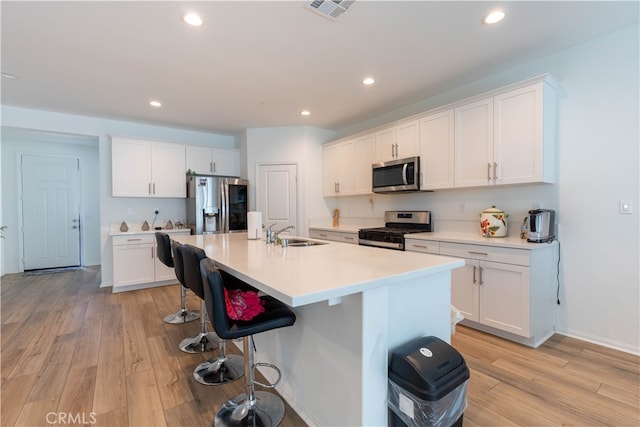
[[619, 199, 633, 214]]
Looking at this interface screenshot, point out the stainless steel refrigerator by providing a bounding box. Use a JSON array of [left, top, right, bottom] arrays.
[[186, 175, 249, 234]]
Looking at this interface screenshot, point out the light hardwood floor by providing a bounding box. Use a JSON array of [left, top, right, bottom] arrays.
[[1, 267, 638, 426]]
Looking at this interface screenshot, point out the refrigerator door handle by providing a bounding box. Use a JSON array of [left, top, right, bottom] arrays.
[[219, 178, 228, 233]]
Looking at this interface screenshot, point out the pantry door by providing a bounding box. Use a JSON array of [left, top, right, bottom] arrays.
[[256, 163, 297, 232], [21, 154, 81, 270]]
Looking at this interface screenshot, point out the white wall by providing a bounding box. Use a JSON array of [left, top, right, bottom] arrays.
[[0, 106, 235, 284], [242, 126, 336, 238], [1, 134, 101, 271], [331, 25, 640, 354]]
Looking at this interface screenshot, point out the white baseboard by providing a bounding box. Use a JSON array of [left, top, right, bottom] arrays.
[[555, 328, 640, 356]]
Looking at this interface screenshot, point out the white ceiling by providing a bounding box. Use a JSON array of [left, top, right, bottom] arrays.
[[1, 1, 638, 136]]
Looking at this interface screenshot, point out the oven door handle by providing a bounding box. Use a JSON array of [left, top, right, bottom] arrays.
[[402, 163, 408, 185], [358, 239, 403, 250]]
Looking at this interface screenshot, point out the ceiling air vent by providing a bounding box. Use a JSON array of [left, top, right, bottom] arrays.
[[305, 0, 355, 20]]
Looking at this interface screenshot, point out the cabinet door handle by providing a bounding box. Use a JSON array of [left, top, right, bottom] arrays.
[[153, 183, 156, 194], [395, 143, 399, 158], [149, 182, 152, 195], [493, 162, 498, 182], [468, 251, 488, 256], [472, 265, 477, 284], [412, 244, 428, 249], [127, 238, 142, 242], [213, 162, 216, 173], [391, 144, 395, 158], [344, 236, 355, 241], [319, 233, 328, 237], [151, 247, 154, 259], [479, 266, 484, 285], [487, 163, 491, 181]]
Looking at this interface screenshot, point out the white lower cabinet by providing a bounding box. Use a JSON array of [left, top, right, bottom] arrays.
[[309, 228, 358, 244], [451, 257, 530, 336], [407, 239, 557, 347], [112, 230, 189, 292]]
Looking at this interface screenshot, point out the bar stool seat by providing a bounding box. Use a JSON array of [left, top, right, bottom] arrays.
[[155, 232, 199, 324], [200, 258, 296, 426]]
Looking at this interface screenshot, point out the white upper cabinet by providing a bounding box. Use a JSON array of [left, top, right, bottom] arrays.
[[323, 75, 557, 193], [323, 133, 375, 197], [494, 82, 555, 185], [454, 80, 556, 188], [112, 137, 186, 198], [353, 133, 375, 194], [420, 109, 455, 190], [374, 120, 420, 162], [454, 97, 494, 188], [186, 145, 240, 177], [323, 140, 355, 196]]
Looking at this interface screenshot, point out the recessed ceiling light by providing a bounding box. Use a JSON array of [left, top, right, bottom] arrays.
[[362, 77, 375, 86], [182, 12, 203, 27], [482, 9, 505, 25], [149, 100, 162, 108], [1, 72, 19, 79], [300, 110, 311, 116]]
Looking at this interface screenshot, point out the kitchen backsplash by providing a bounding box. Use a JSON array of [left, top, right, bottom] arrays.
[[327, 183, 557, 236]]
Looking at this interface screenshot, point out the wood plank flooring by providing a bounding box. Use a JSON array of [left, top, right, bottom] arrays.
[[1, 267, 306, 427], [2, 267, 639, 426]]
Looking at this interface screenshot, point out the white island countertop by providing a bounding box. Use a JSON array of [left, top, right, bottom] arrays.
[[173, 232, 464, 307]]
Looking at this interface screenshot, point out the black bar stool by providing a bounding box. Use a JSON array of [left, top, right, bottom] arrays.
[[193, 270, 257, 386], [200, 258, 296, 426], [176, 244, 218, 353], [155, 232, 199, 324]]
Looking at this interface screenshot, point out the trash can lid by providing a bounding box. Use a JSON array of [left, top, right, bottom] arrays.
[[389, 336, 470, 401]]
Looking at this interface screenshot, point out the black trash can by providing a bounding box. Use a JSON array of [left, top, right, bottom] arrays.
[[388, 336, 469, 427]]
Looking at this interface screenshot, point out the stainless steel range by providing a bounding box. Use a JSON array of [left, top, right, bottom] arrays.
[[358, 211, 432, 251]]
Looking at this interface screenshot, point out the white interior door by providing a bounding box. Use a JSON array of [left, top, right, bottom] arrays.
[[21, 154, 81, 270], [257, 163, 297, 233]]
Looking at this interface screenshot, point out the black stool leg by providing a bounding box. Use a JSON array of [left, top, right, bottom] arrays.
[[179, 300, 218, 353], [164, 285, 200, 324], [214, 336, 285, 426]]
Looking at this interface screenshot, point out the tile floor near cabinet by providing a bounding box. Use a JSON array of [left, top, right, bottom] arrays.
[[1, 267, 638, 426]]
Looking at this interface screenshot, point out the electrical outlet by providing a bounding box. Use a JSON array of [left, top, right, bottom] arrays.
[[154, 208, 159, 215]]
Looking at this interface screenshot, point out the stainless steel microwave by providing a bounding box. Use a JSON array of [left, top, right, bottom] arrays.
[[372, 156, 420, 193]]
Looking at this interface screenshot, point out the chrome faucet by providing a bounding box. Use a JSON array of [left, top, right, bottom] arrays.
[[265, 223, 276, 244], [272, 225, 295, 244]]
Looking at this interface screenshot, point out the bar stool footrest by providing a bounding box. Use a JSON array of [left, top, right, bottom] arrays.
[[253, 362, 281, 389]]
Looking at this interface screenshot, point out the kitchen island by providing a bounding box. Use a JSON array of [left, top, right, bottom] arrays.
[[173, 232, 464, 426]]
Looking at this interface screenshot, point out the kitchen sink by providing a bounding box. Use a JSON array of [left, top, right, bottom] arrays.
[[281, 238, 327, 247]]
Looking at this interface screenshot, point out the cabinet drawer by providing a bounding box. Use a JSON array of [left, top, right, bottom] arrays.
[[113, 234, 155, 246], [309, 229, 358, 244], [440, 242, 529, 266], [405, 239, 440, 254]]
